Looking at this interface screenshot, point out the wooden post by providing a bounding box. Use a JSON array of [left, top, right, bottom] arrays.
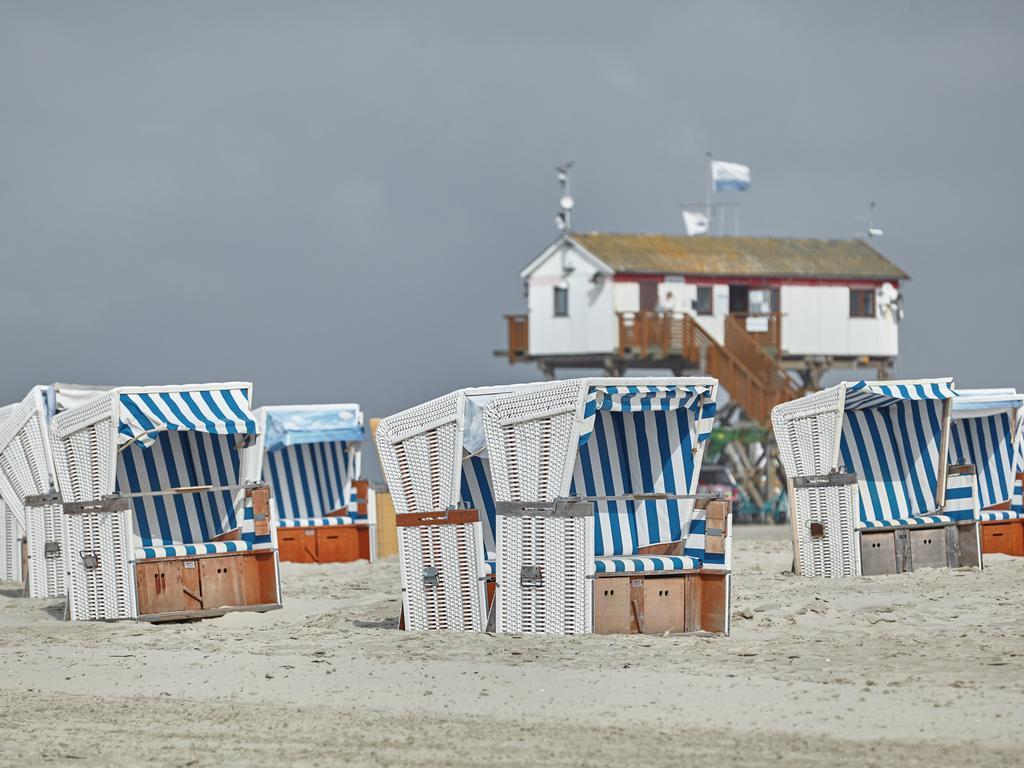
[[370, 418, 399, 559]]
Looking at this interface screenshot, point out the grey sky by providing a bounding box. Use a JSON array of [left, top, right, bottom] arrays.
[[2, 2, 1021, 462]]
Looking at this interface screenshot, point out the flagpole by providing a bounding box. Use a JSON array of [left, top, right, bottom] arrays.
[[705, 152, 714, 229]]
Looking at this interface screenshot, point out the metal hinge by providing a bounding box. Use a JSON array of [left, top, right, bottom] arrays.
[[422, 566, 439, 587], [520, 565, 543, 587], [80, 551, 100, 569], [44, 541, 61, 558]]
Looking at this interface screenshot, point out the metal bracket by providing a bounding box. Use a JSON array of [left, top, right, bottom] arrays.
[[422, 566, 439, 587], [43, 541, 61, 558], [63, 497, 133, 515], [80, 551, 100, 569], [495, 501, 592, 519], [792, 472, 858, 489], [24, 492, 62, 507], [520, 565, 543, 587]]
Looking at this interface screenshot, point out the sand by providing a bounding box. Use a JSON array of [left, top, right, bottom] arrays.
[[1, 525, 1023, 767]]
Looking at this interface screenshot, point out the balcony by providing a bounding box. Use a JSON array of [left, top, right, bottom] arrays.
[[505, 314, 529, 363]]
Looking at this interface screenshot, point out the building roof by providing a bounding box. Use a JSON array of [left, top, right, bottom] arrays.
[[568, 233, 909, 281]]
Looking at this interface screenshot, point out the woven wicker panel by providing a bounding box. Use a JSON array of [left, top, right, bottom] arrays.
[[377, 392, 463, 515], [64, 504, 135, 621], [495, 512, 592, 634], [0, 392, 54, 529], [25, 502, 66, 598], [397, 518, 486, 631], [791, 482, 860, 578], [50, 394, 115, 505], [772, 387, 845, 478], [0, 501, 23, 582]]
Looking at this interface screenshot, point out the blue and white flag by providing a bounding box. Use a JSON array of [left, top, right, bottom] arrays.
[[711, 160, 751, 192]]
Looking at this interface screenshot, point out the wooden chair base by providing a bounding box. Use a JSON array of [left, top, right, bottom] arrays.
[[593, 571, 728, 635], [859, 522, 981, 575], [277, 524, 371, 564], [135, 550, 279, 621], [981, 519, 1024, 557]]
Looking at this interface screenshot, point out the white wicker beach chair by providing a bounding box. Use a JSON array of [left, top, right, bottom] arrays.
[[949, 389, 1024, 557], [0, 388, 69, 598], [772, 379, 982, 577], [49, 383, 281, 621], [484, 377, 729, 635], [376, 384, 545, 632], [254, 404, 374, 563]]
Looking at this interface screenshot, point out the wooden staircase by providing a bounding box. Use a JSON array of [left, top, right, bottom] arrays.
[[617, 312, 802, 424]]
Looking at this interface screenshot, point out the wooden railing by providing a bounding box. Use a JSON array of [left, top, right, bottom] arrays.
[[506, 315, 529, 363], [617, 311, 800, 424], [727, 312, 782, 358]]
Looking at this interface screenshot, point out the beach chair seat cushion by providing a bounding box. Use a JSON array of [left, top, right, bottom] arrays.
[[857, 513, 969, 530], [135, 540, 260, 560], [978, 509, 1024, 522], [275, 515, 365, 528], [594, 555, 701, 574]]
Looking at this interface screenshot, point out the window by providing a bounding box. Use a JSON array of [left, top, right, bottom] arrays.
[[695, 286, 714, 316], [850, 288, 876, 318], [554, 286, 569, 317]]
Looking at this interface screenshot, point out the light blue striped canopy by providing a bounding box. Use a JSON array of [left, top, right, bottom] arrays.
[[839, 379, 956, 525], [949, 390, 1023, 510], [578, 384, 717, 447], [259, 405, 364, 522]]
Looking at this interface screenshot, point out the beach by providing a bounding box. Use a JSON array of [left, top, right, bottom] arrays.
[[1, 524, 1022, 767]]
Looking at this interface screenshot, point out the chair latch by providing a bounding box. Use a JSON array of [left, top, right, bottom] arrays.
[[520, 565, 543, 588], [80, 550, 100, 569], [422, 566, 439, 587], [44, 541, 61, 558]]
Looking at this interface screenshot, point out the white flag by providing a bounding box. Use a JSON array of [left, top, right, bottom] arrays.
[[682, 210, 710, 236], [711, 160, 751, 192]]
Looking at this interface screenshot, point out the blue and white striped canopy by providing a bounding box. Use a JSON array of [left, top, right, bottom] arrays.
[[839, 379, 955, 525], [264, 440, 358, 521], [118, 386, 258, 448], [460, 454, 497, 556], [949, 391, 1023, 510], [579, 384, 716, 448], [117, 430, 242, 548], [571, 398, 710, 556]]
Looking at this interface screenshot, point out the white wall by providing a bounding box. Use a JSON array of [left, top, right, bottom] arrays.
[[526, 243, 616, 356], [780, 284, 899, 358]]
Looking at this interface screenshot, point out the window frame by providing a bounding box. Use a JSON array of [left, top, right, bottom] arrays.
[[553, 285, 569, 317], [694, 285, 714, 316], [849, 288, 876, 319]]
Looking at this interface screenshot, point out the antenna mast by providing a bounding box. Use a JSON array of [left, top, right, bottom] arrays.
[[555, 162, 575, 233]]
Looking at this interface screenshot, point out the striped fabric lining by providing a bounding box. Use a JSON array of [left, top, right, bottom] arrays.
[[839, 390, 947, 526], [858, 514, 956, 529], [117, 430, 242, 549], [119, 388, 257, 448], [460, 455, 497, 555], [135, 540, 261, 559], [843, 380, 957, 411], [570, 408, 701, 557], [578, 385, 716, 448], [943, 472, 978, 519], [263, 441, 357, 522], [949, 413, 1016, 510], [979, 510, 1024, 522], [594, 555, 700, 573], [276, 515, 362, 528]]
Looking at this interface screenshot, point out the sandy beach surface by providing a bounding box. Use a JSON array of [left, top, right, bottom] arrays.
[[1, 524, 1022, 767]]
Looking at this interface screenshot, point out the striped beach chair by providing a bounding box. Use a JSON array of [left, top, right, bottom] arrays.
[[773, 379, 983, 577], [255, 404, 373, 564], [484, 377, 730, 635], [376, 384, 545, 632], [49, 383, 282, 621], [950, 389, 1024, 557]]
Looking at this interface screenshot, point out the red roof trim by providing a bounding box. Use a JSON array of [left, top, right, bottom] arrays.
[[611, 272, 898, 288]]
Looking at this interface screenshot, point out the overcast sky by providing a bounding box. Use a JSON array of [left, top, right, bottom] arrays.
[[2, 2, 1021, 453]]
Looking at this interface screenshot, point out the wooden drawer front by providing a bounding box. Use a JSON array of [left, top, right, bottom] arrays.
[[200, 556, 244, 609], [316, 527, 364, 562], [642, 577, 687, 634], [909, 529, 946, 569], [859, 531, 898, 575], [278, 528, 319, 563], [982, 521, 1024, 557], [594, 577, 632, 634], [136, 561, 186, 616]]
